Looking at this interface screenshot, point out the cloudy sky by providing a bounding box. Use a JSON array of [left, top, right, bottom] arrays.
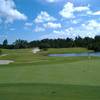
[[0, 0, 100, 43]]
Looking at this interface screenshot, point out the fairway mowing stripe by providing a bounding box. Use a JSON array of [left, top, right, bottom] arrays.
[[0, 83, 100, 98], [31, 60, 49, 62], [14, 60, 49, 64], [0, 82, 100, 87]]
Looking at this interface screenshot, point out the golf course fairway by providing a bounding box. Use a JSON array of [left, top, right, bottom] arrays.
[[0, 48, 100, 100]]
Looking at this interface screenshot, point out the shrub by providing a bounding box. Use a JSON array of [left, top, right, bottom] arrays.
[[39, 43, 50, 51], [88, 43, 100, 52], [0, 49, 2, 55]]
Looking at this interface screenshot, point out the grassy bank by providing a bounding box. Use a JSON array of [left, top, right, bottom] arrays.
[[0, 48, 93, 64]]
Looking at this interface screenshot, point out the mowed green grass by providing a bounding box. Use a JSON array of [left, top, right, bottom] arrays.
[[0, 48, 100, 100], [47, 48, 93, 54]]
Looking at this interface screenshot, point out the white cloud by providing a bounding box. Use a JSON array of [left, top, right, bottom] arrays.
[[93, 11, 100, 15], [59, 2, 74, 19], [89, 11, 100, 16], [46, 0, 57, 3], [40, 27, 75, 39], [43, 22, 61, 29], [59, 2, 90, 19], [34, 26, 45, 32], [71, 19, 81, 24], [68, 20, 100, 38], [82, 20, 100, 31], [25, 22, 33, 27], [34, 11, 56, 23], [9, 28, 15, 31], [45, 0, 63, 3], [66, 20, 100, 38], [40, 19, 100, 39], [0, 0, 27, 23], [74, 6, 90, 12], [24, 22, 33, 30]]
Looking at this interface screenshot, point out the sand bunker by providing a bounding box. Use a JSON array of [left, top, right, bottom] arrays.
[[0, 60, 14, 65], [0, 54, 8, 57]]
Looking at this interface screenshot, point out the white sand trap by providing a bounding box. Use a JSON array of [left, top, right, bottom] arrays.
[[0, 60, 14, 65], [32, 47, 40, 54]]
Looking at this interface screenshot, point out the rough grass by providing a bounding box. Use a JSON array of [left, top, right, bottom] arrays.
[[0, 48, 100, 100], [44, 48, 93, 54], [0, 48, 93, 64]]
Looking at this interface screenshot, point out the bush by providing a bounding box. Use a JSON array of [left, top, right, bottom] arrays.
[[88, 43, 100, 52], [39, 43, 50, 51], [0, 49, 2, 55]]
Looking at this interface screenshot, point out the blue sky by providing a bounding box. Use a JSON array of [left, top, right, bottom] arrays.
[[0, 0, 100, 43]]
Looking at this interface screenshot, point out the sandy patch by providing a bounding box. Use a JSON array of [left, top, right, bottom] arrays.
[[0, 60, 14, 65], [0, 54, 8, 57]]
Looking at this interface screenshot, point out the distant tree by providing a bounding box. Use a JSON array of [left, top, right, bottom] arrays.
[[7, 45, 15, 49], [29, 40, 40, 48], [13, 39, 28, 49], [0, 44, 2, 48], [74, 36, 83, 47], [92, 36, 100, 52], [90, 43, 100, 52], [3, 39, 8, 48], [2, 35, 100, 52], [95, 36, 100, 42], [39, 43, 50, 51], [83, 37, 94, 48], [65, 38, 74, 47]]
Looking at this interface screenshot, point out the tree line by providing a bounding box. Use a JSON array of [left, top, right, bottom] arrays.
[[0, 35, 100, 52]]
